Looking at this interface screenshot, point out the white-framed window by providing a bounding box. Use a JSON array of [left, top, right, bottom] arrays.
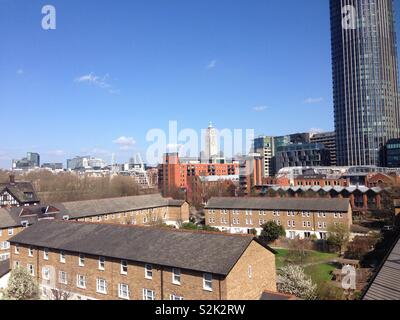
[[248, 265, 253, 279], [121, 260, 128, 275], [203, 273, 213, 291], [60, 251, 66, 263], [99, 256, 105, 270], [14, 245, 20, 254], [0, 229, 2, 237], [79, 254, 85, 267], [8, 228, 13, 236], [118, 283, 129, 300], [43, 248, 49, 260], [96, 278, 107, 294], [334, 213, 338, 219], [27, 264, 34, 276], [77, 275, 86, 289], [145, 264, 153, 279], [28, 247, 34, 257], [42, 267, 50, 280], [170, 294, 184, 300], [172, 268, 181, 285], [143, 288, 155, 300], [59, 271, 67, 284]]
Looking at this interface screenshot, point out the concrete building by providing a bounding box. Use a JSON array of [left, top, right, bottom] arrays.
[[41, 163, 63, 171], [330, 0, 400, 166], [67, 156, 107, 171], [12, 152, 40, 170], [275, 143, 331, 172], [204, 122, 219, 161], [9, 220, 277, 300], [310, 132, 337, 166], [205, 197, 352, 240], [253, 136, 275, 177]]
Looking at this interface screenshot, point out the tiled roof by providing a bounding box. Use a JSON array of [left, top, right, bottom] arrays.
[[205, 197, 350, 212], [9, 220, 265, 275], [363, 236, 400, 300], [0, 182, 40, 204], [0, 194, 186, 228]]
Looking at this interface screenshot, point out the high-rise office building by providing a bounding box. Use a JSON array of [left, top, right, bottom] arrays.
[[204, 122, 219, 161], [330, 0, 400, 166], [310, 132, 337, 166]]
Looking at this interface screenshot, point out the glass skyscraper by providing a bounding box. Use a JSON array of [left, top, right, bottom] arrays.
[[330, 0, 400, 166]]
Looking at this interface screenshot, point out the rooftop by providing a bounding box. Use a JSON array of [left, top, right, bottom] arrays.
[[9, 220, 272, 276]]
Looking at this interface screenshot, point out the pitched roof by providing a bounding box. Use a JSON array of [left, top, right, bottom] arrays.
[[9, 220, 263, 276], [0, 181, 40, 204], [363, 236, 400, 300], [53, 194, 185, 219], [205, 197, 350, 212]]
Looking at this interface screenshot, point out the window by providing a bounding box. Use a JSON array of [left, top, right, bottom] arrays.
[[145, 264, 153, 279], [14, 261, 20, 268], [14, 245, 19, 255], [27, 264, 34, 276], [170, 294, 184, 300], [60, 251, 66, 263], [79, 254, 85, 267], [42, 267, 50, 280], [121, 260, 128, 275], [77, 275, 86, 289], [28, 247, 34, 257], [143, 289, 155, 300], [96, 278, 107, 294], [172, 268, 181, 285], [8, 228, 13, 236], [43, 248, 49, 260], [99, 256, 105, 270], [118, 283, 129, 300], [203, 273, 213, 291], [59, 271, 67, 284]]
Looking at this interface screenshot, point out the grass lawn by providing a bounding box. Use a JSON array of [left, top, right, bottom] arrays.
[[274, 248, 338, 269], [304, 263, 336, 284]]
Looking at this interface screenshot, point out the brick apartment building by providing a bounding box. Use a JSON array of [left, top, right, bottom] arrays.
[[0, 194, 189, 262], [158, 153, 239, 196], [205, 197, 352, 240], [9, 220, 277, 300]]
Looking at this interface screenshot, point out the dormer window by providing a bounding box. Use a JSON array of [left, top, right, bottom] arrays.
[[24, 192, 33, 199]]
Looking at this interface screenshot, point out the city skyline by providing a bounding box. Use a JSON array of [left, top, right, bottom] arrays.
[[1, 0, 400, 169]]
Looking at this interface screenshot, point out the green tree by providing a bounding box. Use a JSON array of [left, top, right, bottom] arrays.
[[259, 221, 286, 243], [5, 267, 39, 300], [327, 223, 350, 254]]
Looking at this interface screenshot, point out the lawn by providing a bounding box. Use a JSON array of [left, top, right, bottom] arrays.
[[274, 248, 338, 269]]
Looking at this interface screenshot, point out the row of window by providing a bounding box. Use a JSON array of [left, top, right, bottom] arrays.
[[14, 251, 214, 292], [211, 218, 333, 229], [209, 210, 344, 218]]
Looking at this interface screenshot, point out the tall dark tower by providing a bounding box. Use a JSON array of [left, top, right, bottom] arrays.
[[330, 0, 400, 166]]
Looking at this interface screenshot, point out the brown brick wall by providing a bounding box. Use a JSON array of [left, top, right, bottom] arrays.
[[225, 241, 276, 300], [10, 238, 275, 300]]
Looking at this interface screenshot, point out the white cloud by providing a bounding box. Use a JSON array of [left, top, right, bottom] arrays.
[[113, 136, 136, 151], [253, 106, 268, 112], [206, 60, 217, 70], [304, 97, 324, 104], [74, 73, 119, 93], [16, 69, 24, 75]]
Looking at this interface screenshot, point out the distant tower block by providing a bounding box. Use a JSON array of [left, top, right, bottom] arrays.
[[205, 122, 219, 160]]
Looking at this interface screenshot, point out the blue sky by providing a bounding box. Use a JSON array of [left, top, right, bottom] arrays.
[[1, 0, 399, 168]]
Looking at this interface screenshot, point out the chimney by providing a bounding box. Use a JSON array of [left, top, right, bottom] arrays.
[[9, 174, 15, 184]]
